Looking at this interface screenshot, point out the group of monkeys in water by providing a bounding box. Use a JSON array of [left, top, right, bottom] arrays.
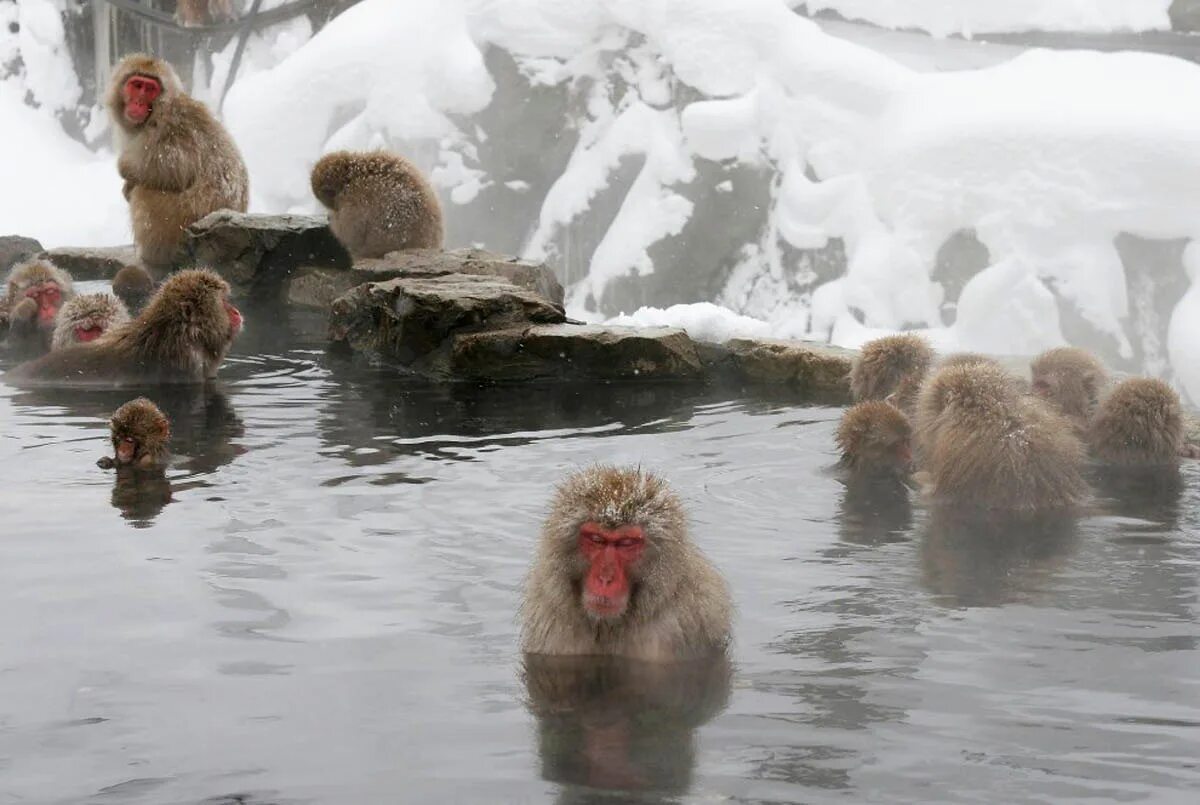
[[2, 52, 1198, 665]]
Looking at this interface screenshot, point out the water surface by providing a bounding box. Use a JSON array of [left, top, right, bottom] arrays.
[[1, 312, 1198, 804]]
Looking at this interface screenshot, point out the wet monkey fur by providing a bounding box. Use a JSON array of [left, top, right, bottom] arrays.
[[836, 401, 913, 480], [112, 265, 156, 314], [311, 150, 444, 258], [1030, 346, 1108, 434], [521, 466, 732, 661], [1089, 378, 1184, 467], [51, 294, 130, 350], [9, 269, 243, 385], [97, 398, 171, 469], [849, 333, 934, 413], [107, 54, 248, 271]]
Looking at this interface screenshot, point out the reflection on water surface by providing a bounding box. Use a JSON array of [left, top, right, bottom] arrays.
[[1, 312, 1198, 803]]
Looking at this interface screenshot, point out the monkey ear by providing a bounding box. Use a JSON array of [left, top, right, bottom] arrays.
[[159, 421, 170, 439]]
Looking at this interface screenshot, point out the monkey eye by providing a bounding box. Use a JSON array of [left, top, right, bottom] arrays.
[[615, 537, 642, 549], [588, 533, 605, 545]]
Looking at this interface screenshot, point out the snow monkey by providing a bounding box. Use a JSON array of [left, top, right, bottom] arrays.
[[97, 398, 171, 469], [310, 150, 444, 258], [51, 294, 130, 350], [916, 362, 1088, 512], [176, 0, 235, 27], [1088, 378, 1184, 467], [521, 465, 732, 661], [112, 265, 156, 314], [835, 400, 913, 481], [1030, 346, 1108, 435], [849, 333, 934, 414], [3, 259, 75, 356], [9, 269, 244, 385], [107, 54, 248, 271]]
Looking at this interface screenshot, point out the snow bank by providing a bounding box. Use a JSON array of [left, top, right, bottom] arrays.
[[607, 303, 773, 343], [799, 1, 1172, 37]]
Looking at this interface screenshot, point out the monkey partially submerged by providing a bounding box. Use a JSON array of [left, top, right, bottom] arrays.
[[51, 293, 130, 350], [835, 400, 914, 482], [1088, 377, 1184, 467], [521, 466, 732, 661], [1030, 346, 1108, 435], [3, 259, 75, 356], [9, 269, 244, 385], [97, 397, 171, 469], [107, 54, 248, 271], [311, 150, 445, 258], [849, 333, 934, 413]]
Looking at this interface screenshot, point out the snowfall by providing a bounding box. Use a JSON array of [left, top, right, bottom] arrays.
[[4, 0, 1200, 402]]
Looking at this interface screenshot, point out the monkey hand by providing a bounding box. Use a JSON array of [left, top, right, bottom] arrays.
[[1179, 442, 1200, 460], [97, 456, 116, 469]]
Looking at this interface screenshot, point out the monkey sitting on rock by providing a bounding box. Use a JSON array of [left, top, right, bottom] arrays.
[[311, 150, 444, 258]]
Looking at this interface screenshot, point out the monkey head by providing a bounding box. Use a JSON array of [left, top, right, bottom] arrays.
[[146, 268, 244, 349], [543, 466, 688, 624], [107, 54, 184, 134], [310, 151, 359, 209], [52, 293, 130, 350], [849, 333, 934, 404], [112, 265, 155, 312], [1030, 347, 1107, 421], [837, 401, 913, 477], [108, 397, 170, 468], [6, 259, 74, 329]]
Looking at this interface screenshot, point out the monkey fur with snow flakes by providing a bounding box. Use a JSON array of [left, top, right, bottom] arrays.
[[107, 54, 248, 271], [521, 466, 732, 662], [51, 294, 130, 350], [311, 150, 444, 258]]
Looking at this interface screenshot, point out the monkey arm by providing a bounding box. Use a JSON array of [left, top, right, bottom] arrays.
[[138, 140, 200, 193]]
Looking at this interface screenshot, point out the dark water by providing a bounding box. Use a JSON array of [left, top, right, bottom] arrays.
[[2, 310, 1199, 804]]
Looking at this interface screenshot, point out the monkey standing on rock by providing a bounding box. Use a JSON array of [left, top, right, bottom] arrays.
[[107, 54, 248, 272], [311, 150, 444, 258]]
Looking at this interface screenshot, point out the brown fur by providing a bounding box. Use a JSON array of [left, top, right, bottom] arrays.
[[1030, 346, 1108, 433], [311, 150, 444, 258], [104, 397, 171, 468], [112, 265, 156, 313], [9, 268, 242, 385], [521, 466, 732, 661], [916, 362, 1088, 511], [1088, 378, 1183, 467], [108, 54, 248, 270], [51, 293, 130, 350], [176, 0, 234, 26], [3, 259, 75, 354], [849, 333, 934, 413], [836, 400, 912, 479], [938, 352, 999, 369]]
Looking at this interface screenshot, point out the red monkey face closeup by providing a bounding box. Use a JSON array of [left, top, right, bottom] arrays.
[[224, 300, 244, 338], [114, 436, 138, 465], [122, 75, 162, 125], [74, 323, 104, 342], [23, 282, 62, 325], [578, 522, 645, 620]]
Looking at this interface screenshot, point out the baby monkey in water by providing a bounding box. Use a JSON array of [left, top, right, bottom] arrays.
[[835, 400, 914, 482], [97, 398, 170, 469]]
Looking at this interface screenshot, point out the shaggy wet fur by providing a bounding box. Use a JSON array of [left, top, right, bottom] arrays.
[[1030, 346, 1108, 433], [1089, 378, 1183, 466], [51, 293, 130, 350], [849, 333, 934, 412], [104, 397, 171, 468], [311, 150, 444, 257], [836, 400, 912, 480], [3, 259, 75, 353], [521, 466, 732, 661]]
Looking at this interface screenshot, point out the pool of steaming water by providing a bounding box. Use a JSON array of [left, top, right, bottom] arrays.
[[1, 310, 1198, 804]]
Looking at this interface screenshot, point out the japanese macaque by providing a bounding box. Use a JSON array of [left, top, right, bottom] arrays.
[[916, 362, 1088, 512], [176, 0, 234, 26], [3, 259, 74, 355], [311, 150, 444, 258], [51, 293, 130, 350], [937, 352, 999, 369], [521, 466, 732, 661], [1030, 346, 1107, 434], [97, 397, 170, 469], [107, 54, 249, 271], [835, 401, 913, 481], [112, 265, 156, 313], [523, 653, 731, 794], [1088, 378, 1183, 467], [9, 268, 243, 385], [849, 333, 934, 413]]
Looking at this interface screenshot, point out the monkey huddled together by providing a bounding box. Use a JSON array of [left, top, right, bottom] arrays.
[[837, 334, 1192, 513]]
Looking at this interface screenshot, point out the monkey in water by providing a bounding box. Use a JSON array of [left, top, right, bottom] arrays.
[[176, 0, 234, 27], [51, 294, 130, 351], [3, 260, 74, 356], [849, 333, 934, 414], [835, 400, 913, 482], [107, 54, 248, 271], [9, 268, 244, 385], [916, 362, 1087, 512], [112, 265, 156, 314], [97, 398, 170, 469], [521, 465, 732, 662], [1088, 378, 1183, 467], [311, 150, 444, 258], [1030, 346, 1107, 435]]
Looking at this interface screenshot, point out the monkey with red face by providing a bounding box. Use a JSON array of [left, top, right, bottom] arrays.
[[97, 398, 171, 469], [3, 259, 74, 356], [52, 294, 130, 350], [107, 54, 248, 271], [521, 466, 732, 661]]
